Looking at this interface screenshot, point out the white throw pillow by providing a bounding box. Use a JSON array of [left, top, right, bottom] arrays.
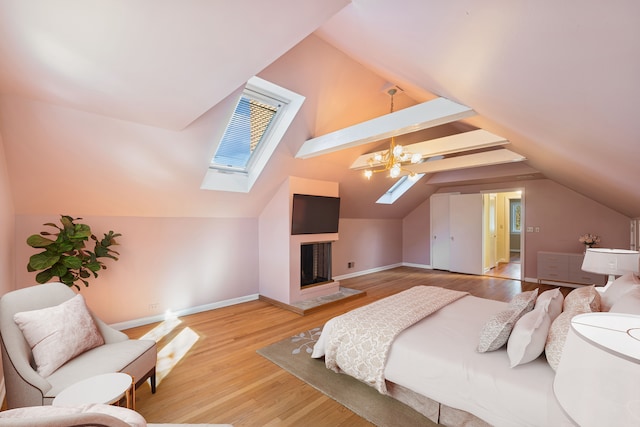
[[13, 293, 104, 377], [507, 305, 551, 367], [600, 273, 640, 311], [535, 288, 563, 321], [609, 285, 640, 315]]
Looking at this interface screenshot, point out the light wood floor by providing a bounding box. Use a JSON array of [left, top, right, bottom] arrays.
[[126, 267, 569, 426]]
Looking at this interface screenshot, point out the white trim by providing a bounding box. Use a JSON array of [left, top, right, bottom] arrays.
[[403, 262, 433, 269], [109, 294, 259, 331], [333, 263, 402, 281], [532, 277, 583, 289]]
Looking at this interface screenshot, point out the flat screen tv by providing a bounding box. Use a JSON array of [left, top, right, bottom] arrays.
[[291, 194, 340, 235]]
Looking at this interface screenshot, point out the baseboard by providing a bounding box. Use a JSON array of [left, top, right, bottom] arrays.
[[333, 263, 403, 281], [402, 262, 432, 269], [110, 294, 260, 330], [532, 278, 583, 289]]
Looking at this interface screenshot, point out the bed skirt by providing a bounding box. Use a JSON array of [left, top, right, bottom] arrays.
[[386, 381, 491, 427]]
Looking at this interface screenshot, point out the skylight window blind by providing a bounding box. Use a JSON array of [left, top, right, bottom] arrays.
[[212, 93, 279, 170]]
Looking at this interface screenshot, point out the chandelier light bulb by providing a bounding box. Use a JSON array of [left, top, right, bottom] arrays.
[[390, 163, 401, 178], [374, 153, 383, 163], [393, 145, 403, 157], [364, 169, 373, 179], [411, 153, 422, 163], [408, 172, 419, 182]]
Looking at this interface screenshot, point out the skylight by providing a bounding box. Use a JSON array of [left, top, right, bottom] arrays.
[[376, 174, 425, 204], [201, 77, 305, 193], [211, 91, 280, 171]]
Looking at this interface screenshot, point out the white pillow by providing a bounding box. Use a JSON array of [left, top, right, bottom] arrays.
[[507, 305, 551, 367], [13, 294, 104, 377], [535, 288, 563, 321], [609, 285, 640, 315], [600, 273, 640, 311]]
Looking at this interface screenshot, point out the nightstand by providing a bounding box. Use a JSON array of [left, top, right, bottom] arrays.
[[553, 312, 640, 427]]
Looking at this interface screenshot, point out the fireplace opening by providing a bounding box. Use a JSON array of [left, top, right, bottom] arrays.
[[300, 242, 332, 288]]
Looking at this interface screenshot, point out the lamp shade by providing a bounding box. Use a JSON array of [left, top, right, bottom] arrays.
[[554, 313, 640, 427], [582, 248, 639, 276]]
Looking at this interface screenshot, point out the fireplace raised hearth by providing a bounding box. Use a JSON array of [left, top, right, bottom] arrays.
[[300, 241, 332, 288]]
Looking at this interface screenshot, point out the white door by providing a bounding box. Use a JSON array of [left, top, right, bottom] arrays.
[[449, 193, 484, 275], [430, 194, 450, 270]]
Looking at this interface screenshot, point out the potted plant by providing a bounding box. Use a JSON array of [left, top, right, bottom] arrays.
[[26, 215, 121, 290]]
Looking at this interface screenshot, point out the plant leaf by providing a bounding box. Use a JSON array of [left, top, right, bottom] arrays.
[[26, 235, 55, 248], [28, 252, 60, 270], [35, 269, 54, 284], [61, 255, 82, 269]]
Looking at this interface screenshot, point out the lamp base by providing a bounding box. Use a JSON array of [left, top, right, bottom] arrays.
[[598, 274, 617, 293]]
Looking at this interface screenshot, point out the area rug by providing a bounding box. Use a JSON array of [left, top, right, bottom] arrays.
[[257, 327, 439, 427]]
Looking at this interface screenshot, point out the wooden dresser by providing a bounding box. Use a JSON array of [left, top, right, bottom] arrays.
[[537, 251, 606, 286]]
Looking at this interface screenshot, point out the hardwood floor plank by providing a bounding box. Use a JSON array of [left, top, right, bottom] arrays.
[[126, 267, 571, 426]]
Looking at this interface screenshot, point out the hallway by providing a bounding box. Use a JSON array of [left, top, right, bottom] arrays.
[[485, 252, 521, 280]]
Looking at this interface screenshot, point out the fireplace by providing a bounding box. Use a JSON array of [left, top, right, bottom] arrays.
[[300, 242, 332, 288]]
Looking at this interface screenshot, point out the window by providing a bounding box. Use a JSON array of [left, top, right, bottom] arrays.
[[510, 199, 522, 233], [376, 174, 425, 204], [201, 77, 305, 192]]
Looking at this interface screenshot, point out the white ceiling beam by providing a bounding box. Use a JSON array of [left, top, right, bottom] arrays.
[[295, 97, 475, 159], [350, 129, 508, 170], [401, 149, 526, 175]]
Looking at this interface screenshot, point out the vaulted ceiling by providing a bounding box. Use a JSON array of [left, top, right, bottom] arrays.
[[0, 1, 638, 219]]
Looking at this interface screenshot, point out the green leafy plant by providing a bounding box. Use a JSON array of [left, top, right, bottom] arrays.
[[26, 215, 121, 290]]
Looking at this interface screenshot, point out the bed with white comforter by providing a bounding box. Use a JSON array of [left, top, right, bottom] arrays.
[[312, 287, 577, 427], [312, 274, 640, 427], [313, 275, 640, 426]]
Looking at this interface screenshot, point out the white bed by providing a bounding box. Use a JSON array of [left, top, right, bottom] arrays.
[[312, 293, 574, 427]]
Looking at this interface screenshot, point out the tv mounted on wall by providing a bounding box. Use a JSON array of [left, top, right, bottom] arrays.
[[291, 194, 340, 235]]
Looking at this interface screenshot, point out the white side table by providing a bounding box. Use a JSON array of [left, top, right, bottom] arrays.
[[553, 312, 640, 427], [53, 372, 135, 410]]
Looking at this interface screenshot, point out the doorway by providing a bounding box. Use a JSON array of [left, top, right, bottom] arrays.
[[483, 191, 523, 280]]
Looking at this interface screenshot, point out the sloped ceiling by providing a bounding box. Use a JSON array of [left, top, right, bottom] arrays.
[[0, 0, 638, 219]]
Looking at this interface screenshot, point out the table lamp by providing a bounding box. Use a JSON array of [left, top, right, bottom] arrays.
[[581, 248, 640, 291]]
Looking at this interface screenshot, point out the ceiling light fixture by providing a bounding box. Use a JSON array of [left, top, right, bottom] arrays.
[[363, 89, 422, 180]]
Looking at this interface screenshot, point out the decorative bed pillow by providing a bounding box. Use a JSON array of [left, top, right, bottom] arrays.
[[13, 294, 104, 377], [609, 285, 640, 315], [545, 305, 595, 370], [477, 289, 538, 353], [535, 288, 563, 321], [600, 273, 640, 311], [509, 289, 539, 312], [563, 285, 601, 312], [507, 307, 551, 367]]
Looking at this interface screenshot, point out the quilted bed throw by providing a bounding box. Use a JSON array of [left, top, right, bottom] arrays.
[[324, 285, 467, 394]]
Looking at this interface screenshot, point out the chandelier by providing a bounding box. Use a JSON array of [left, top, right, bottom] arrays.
[[364, 88, 422, 180]]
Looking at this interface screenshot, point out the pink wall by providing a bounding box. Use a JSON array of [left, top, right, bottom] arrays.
[[0, 133, 14, 296], [333, 218, 403, 276], [14, 215, 259, 324], [402, 199, 430, 266], [401, 179, 631, 279], [523, 179, 630, 277]]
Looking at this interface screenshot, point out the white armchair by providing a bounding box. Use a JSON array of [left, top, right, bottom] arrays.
[[0, 282, 157, 408]]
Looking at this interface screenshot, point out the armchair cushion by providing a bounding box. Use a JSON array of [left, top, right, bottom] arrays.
[[13, 294, 104, 377]]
